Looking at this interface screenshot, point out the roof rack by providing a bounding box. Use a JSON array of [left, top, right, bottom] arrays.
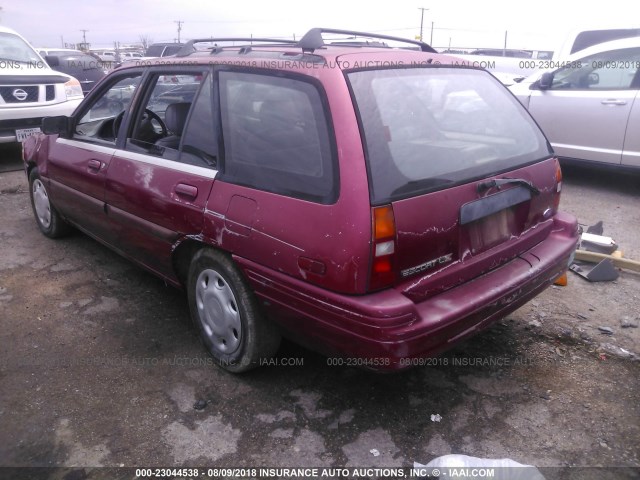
[[176, 37, 296, 57], [297, 28, 436, 53], [175, 28, 437, 57], [328, 40, 389, 48]]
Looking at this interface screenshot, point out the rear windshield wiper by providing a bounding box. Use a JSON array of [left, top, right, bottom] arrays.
[[477, 178, 540, 195]]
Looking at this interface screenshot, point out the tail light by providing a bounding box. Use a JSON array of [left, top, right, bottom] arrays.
[[552, 158, 563, 213], [369, 205, 397, 291]]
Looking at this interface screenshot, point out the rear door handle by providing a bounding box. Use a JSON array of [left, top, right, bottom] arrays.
[[601, 99, 627, 106], [175, 183, 198, 199], [87, 159, 102, 171]]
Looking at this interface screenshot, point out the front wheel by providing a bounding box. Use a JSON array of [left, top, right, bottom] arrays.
[[187, 248, 281, 372], [28, 168, 72, 238]]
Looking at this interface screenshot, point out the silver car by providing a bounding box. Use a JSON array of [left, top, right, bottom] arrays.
[[510, 37, 640, 169]]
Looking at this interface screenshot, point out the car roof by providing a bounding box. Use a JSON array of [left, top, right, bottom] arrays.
[[0, 25, 34, 42], [567, 36, 640, 59], [38, 48, 84, 53], [0, 25, 20, 34]]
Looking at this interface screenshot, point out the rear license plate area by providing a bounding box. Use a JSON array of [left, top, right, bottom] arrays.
[[460, 186, 531, 255], [467, 208, 518, 254]]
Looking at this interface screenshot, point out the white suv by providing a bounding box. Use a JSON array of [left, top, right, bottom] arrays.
[[0, 26, 83, 144]]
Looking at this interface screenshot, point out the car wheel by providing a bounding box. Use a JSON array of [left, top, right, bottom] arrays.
[[187, 248, 281, 372], [29, 168, 71, 238]]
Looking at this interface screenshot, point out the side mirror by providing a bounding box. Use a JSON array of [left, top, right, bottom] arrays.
[[587, 72, 600, 86], [538, 72, 554, 90], [44, 55, 60, 67], [42, 116, 72, 137]]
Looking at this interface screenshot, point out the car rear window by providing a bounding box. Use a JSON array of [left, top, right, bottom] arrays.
[[347, 67, 551, 204], [145, 45, 165, 57]]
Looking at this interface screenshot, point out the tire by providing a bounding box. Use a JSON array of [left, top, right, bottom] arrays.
[[28, 168, 72, 238], [187, 248, 281, 373]]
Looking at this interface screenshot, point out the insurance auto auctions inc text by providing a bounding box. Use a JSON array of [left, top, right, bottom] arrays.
[[178, 466, 497, 478]]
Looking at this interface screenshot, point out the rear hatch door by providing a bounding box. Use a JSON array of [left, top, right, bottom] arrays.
[[347, 65, 559, 300], [391, 160, 559, 301]]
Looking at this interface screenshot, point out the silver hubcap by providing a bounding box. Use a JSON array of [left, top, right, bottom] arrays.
[[32, 179, 52, 229], [195, 269, 241, 354]]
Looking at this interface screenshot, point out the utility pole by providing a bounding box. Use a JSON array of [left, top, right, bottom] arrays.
[[175, 20, 183, 43], [79, 29, 89, 51], [503, 30, 508, 56], [418, 7, 429, 42]]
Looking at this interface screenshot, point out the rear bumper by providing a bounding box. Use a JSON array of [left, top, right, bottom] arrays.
[[237, 212, 578, 371]]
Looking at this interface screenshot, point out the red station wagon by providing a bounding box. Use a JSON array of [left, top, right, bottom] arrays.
[[23, 28, 579, 372]]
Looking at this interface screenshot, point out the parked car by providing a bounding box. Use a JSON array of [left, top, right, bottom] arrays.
[[44, 52, 108, 94], [553, 26, 640, 60], [121, 42, 184, 66], [467, 49, 554, 60], [144, 42, 184, 58], [119, 51, 143, 60], [91, 49, 117, 63], [451, 53, 534, 86], [470, 48, 533, 58], [510, 37, 640, 169], [24, 28, 578, 372], [86, 50, 118, 70], [0, 26, 83, 144], [38, 47, 83, 57]]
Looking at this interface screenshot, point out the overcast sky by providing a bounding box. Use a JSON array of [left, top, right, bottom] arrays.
[[2, 0, 639, 52]]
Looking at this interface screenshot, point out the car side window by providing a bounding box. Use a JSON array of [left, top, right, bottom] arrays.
[[125, 72, 205, 163], [75, 74, 142, 144], [180, 74, 218, 168], [551, 47, 640, 90], [219, 71, 336, 203]]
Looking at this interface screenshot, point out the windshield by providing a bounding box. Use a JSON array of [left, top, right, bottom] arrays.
[[348, 67, 551, 204], [0, 32, 43, 63]]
